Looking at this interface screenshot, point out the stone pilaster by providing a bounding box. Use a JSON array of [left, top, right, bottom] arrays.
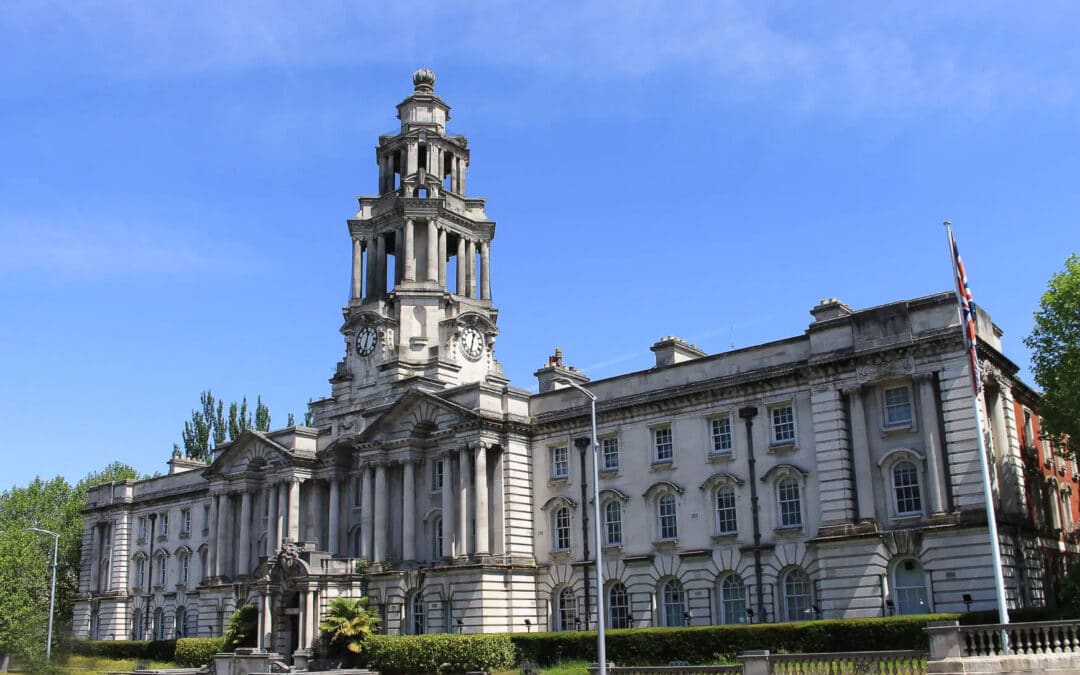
[[917, 373, 947, 515], [328, 478, 340, 555], [458, 446, 472, 556], [373, 462, 387, 562], [362, 465, 374, 560], [474, 443, 490, 555], [238, 490, 251, 574], [287, 478, 301, 543], [441, 454, 455, 558], [402, 460, 416, 561], [846, 386, 877, 524], [810, 385, 855, 529]]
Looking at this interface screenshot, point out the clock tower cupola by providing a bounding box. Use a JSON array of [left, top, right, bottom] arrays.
[[332, 69, 505, 402]]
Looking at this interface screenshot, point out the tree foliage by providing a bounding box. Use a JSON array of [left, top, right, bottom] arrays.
[[222, 604, 258, 651], [178, 391, 277, 461], [0, 462, 138, 667], [1024, 254, 1080, 455], [319, 596, 380, 662]]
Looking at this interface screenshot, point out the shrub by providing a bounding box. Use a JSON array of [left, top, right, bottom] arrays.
[[223, 604, 258, 651], [320, 596, 381, 665], [174, 637, 225, 667], [509, 614, 959, 666], [363, 633, 516, 674], [67, 638, 177, 661]]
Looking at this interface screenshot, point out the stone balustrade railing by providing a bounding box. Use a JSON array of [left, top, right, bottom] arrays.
[[769, 650, 926, 674], [959, 618, 1080, 656]]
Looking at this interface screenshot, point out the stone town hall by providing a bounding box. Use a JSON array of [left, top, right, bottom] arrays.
[[75, 69, 1078, 659]]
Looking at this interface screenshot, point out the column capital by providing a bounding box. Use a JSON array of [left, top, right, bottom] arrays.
[[841, 383, 865, 396], [914, 371, 939, 383]]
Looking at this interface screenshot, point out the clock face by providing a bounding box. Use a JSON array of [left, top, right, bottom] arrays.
[[460, 326, 485, 360], [355, 326, 379, 357]]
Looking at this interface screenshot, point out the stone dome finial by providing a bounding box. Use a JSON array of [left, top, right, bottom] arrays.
[[412, 68, 436, 93]]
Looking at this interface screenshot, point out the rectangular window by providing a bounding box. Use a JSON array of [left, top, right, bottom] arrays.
[[554, 508, 571, 551], [883, 386, 913, 427], [156, 559, 166, 587], [432, 460, 444, 491], [202, 504, 211, 532], [604, 502, 623, 546], [137, 516, 148, 541], [658, 495, 678, 540], [778, 480, 802, 527], [715, 488, 738, 534], [159, 513, 169, 538], [180, 509, 191, 536], [551, 446, 569, 479], [711, 415, 733, 454], [179, 554, 189, 585], [770, 405, 796, 444], [135, 558, 146, 589], [602, 437, 620, 471], [654, 426, 673, 462], [1023, 410, 1035, 447]]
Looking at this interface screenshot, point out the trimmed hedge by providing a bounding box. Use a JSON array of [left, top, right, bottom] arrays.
[[959, 606, 1077, 624], [69, 639, 177, 662], [174, 637, 225, 667], [363, 633, 516, 674], [510, 614, 960, 666]]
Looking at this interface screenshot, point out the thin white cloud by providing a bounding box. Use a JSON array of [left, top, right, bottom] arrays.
[[1, 1, 1076, 113], [0, 220, 241, 278]]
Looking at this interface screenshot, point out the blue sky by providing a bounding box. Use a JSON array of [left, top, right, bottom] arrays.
[[2, 2, 1078, 489]]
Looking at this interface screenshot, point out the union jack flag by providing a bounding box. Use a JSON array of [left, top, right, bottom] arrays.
[[947, 224, 982, 394]]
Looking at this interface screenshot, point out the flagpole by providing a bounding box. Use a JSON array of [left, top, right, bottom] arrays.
[[944, 221, 1010, 653]]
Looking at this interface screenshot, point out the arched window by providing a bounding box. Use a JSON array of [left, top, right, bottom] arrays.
[[777, 478, 802, 528], [153, 607, 165, 640], [892, 461, 922, 516], [892, 559, 930, 615], [782, 568, 812, 622], [198, 546, 209, 582], [409, 593, 426, 634], [660, 579, 686, 627], [553, 507, 572, 551], [133, 554, 147, 591], [719, 574, 746, 625], [176, 606, 188, 638], [349, 525, 363, 557], [556, 587, 577, 631], [433, 518, 443, 559], [715, 487, 738, 535], [155, 553, 167, 587], [132, 610, 145, 640], [658, 495, 678, 541], [178, 551, 190, 586], [607, 582, 630, 629], [604, 501, 623, 546]]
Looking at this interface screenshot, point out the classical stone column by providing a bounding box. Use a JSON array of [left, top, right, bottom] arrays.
[[90, 523, 101, 592], [458, 446, 472, 556], [480, 242, 491, 300], [215, 493, 230, 577], [373, 463, 388, 562], [492, 447, 505, 555], [351, 238, 363, 300], [266, 482, 278, 556], [456, 237, 466, 295], [474, 444, 489, 555], [328, 478, 341, 555], [208, 494, 219, 575], [441, 455, 454, 558], [917, 374, 947, 515], [459, 157, 466, 194], [846, 386, 877, 523], [304, 591, 316, 649], [402, 460, 416, 561], [437, 228, 447, 288], [466, 239, 477, 298], [403, 218, 416, 281], [238, 490, 252, 574], [288, 478, 301, 543], [275, 482, 286, 551], [259, 592, 271, 649], [426, 219, 438, 282], [375, 234, 386, 296], [362, 465, 374, 560], [366, 238, 377, 300]]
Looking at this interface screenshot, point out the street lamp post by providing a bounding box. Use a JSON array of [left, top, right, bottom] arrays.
[[554, 378, 606, 675], [28, 527, 60, 664]]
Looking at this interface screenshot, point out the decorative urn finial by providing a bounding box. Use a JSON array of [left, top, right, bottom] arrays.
[[412, 68, 436, 93]]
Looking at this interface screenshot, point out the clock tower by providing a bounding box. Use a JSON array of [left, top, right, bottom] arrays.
[[326, 69, 506, 413]]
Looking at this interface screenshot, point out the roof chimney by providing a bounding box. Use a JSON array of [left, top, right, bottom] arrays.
[[651, 336, 706, 367], [534, 347, 590, 393], [810, 297, 853, 322]]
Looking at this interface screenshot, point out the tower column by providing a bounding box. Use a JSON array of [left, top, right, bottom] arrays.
[[89, 523, 101, 592], [288, 478, 301, 543], [466, 239, 477, 298], [426, 219, 438, 282], [460, 157, 466, 194], [403, 218, 416, 281], [266, 481, 278, 556], [351, 237, 363, 300], [275, 482, 286, 551], [373, 462, 388, 562], [480, 241, 491, 300], [375, 234, 386, 296], [456, 237, 466, 295], [917, 374, 946, 515], [361, 465, 374, 560], [395, 227, 404, 285], [238, 489, 252, 574], [441, 454, 454, 558], [328, 478, 340, 555], [474, 443, 489, 555], [846, 386, 877, 522], [457, 446, 471, 557], [215, 493, 229, 577], [402, 460, 416, 562], [438, 228, 447, 287]]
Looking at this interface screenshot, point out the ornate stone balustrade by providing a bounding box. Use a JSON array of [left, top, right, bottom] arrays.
[[959, 619, 1080, 656], [768, 650, 926, 674]]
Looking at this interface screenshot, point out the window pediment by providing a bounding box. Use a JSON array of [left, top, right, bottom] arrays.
[[599, 488, 629, 503], [760, 463, 809, 483], [643, 480, 685, 500], [699, 472, 745, 491], [541, 495, 578, 512], [877, 447, 925, 469]]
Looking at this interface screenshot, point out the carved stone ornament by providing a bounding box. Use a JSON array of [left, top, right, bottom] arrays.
[[856, 356, 915, 384]]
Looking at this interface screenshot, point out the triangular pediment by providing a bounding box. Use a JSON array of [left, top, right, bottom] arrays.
[[354, 389, 479, 446], [202, 430, 301, 477]]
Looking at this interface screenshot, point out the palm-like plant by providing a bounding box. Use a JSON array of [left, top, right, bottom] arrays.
[[320, 596, 381, 659]]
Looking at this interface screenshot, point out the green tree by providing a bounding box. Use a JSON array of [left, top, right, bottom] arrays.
[[255, 395, 271, 432], [1024, 254, 1080, 455], [213, 400, 227, 446], [319, 597, 380, 664], [223, 604, 258, 651], [0, 462, 138, 667]]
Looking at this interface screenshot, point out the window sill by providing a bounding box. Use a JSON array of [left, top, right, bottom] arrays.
[[881, 423, 916, 437], [599, 468, 620, 478], [200, 529, 210, 537], [602, 543, 623, 552], [707, 452, 734, 463], [894, 513, 923, 522], [711, 534, 739, 544], [550, 550, 573, 561], [767, 442, 797, 455], [179, 532, 190, 540], [547, 477, 570, 488], [157, 535, 169, 542], [773, 526, 803, 537], [652, 539, 678, 550], [136, 538, 147, 545], [650, 461, 674, 472]]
